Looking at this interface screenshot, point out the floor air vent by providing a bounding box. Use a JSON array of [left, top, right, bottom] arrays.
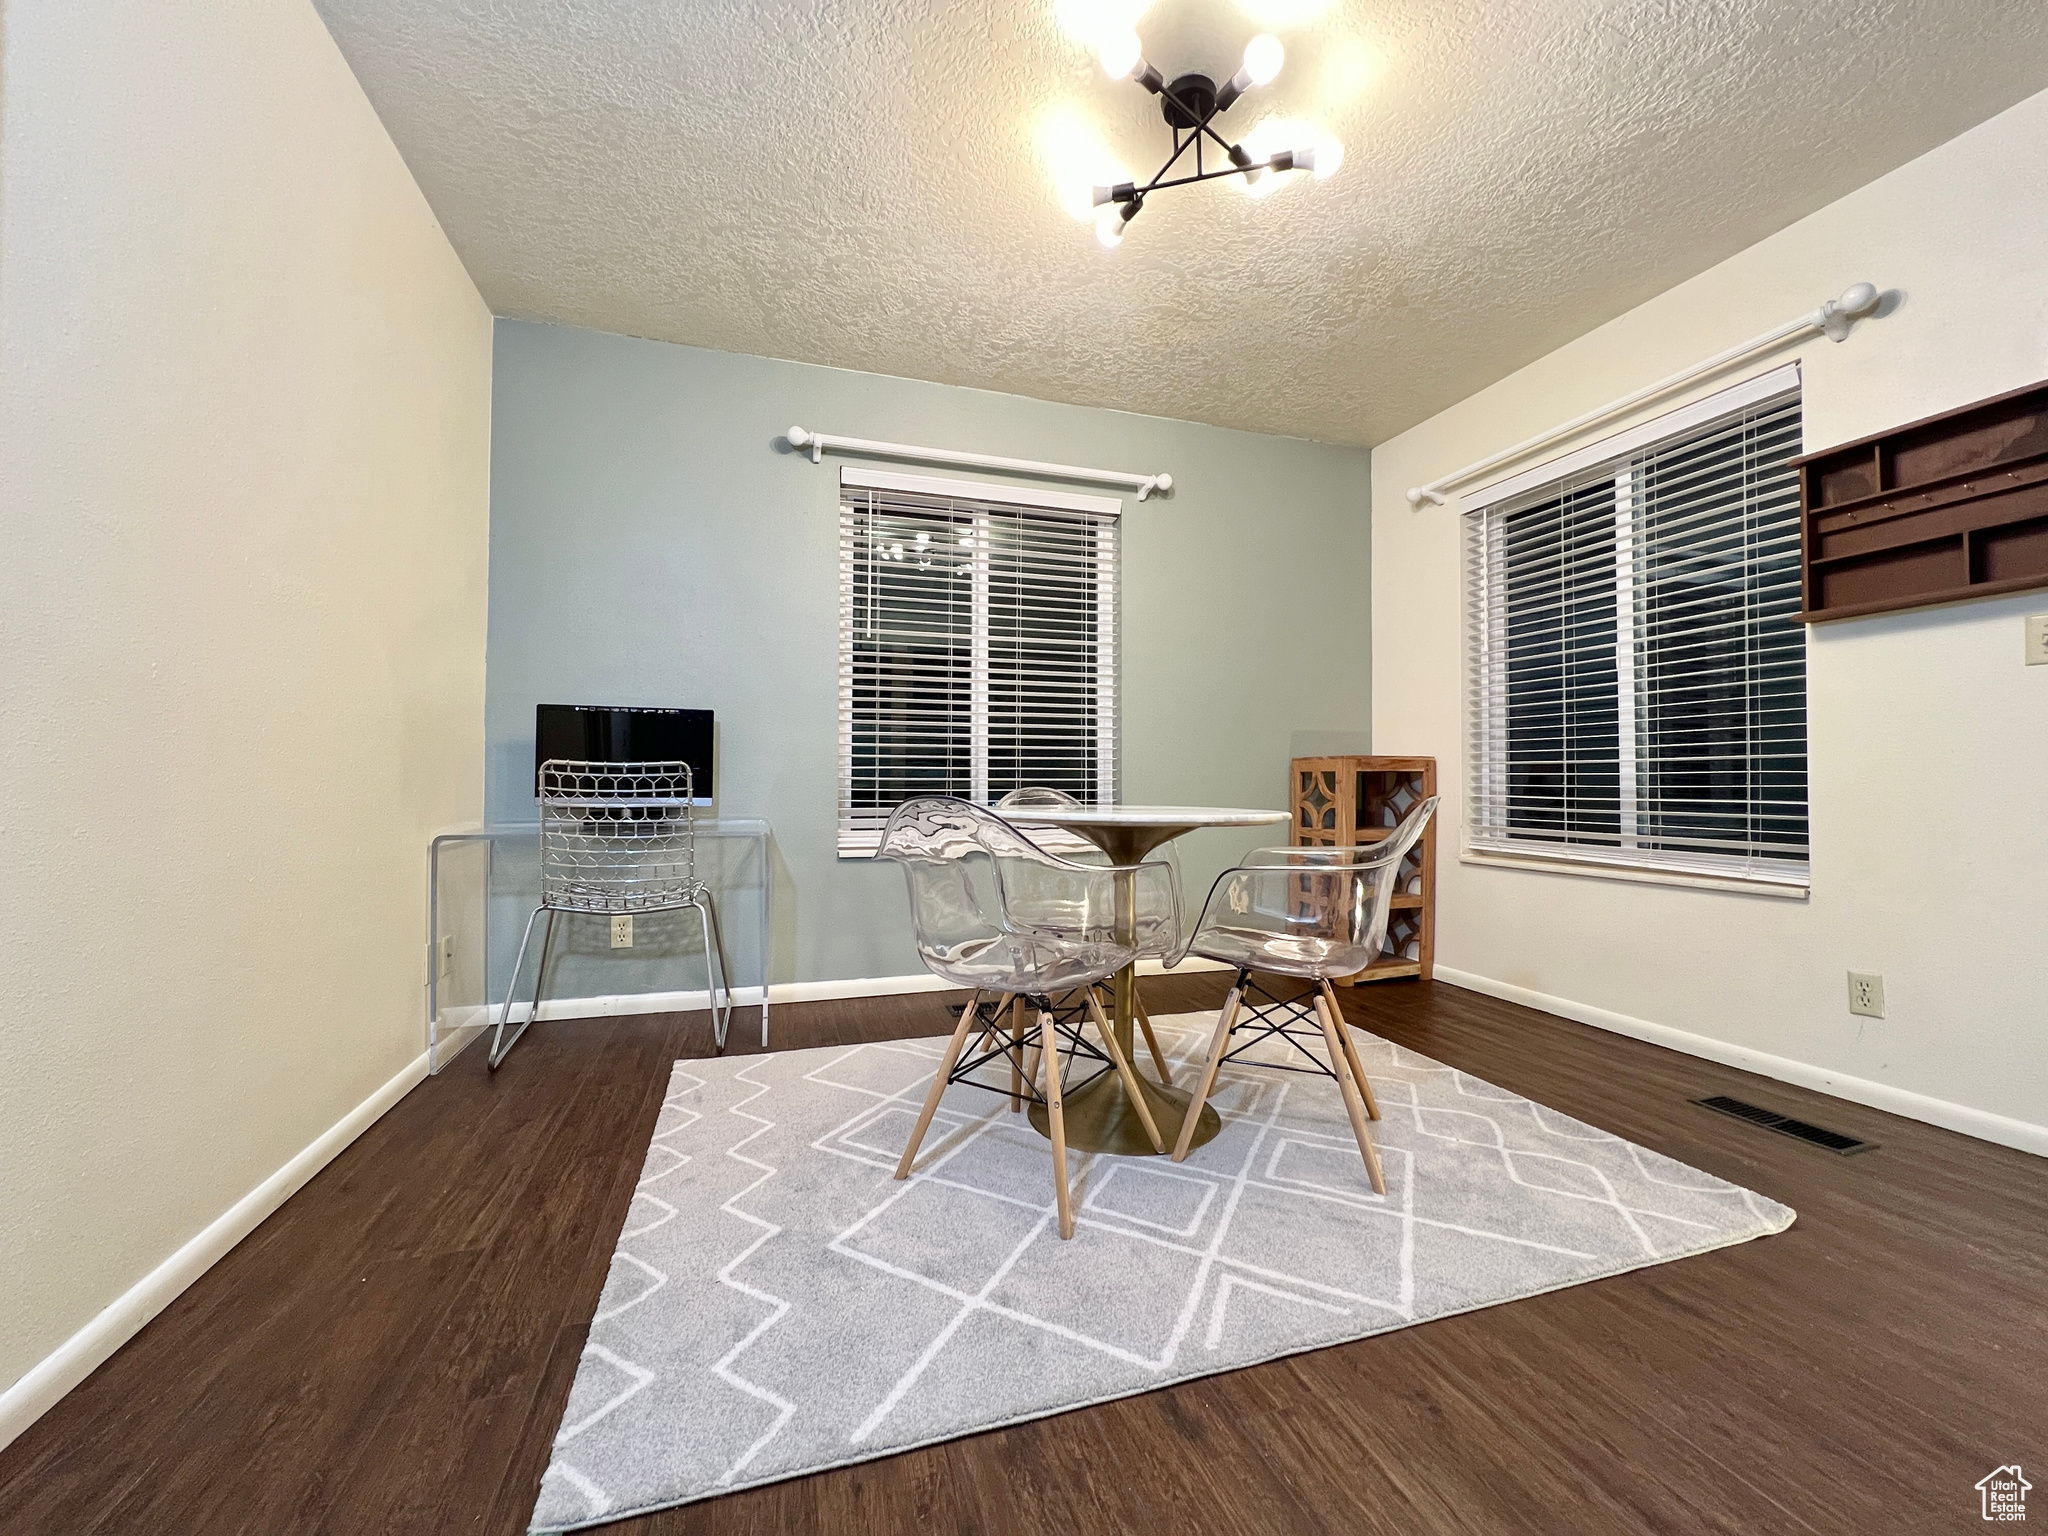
[[1691, 1095, 1876, 1155]]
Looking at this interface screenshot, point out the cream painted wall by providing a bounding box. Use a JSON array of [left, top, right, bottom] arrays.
[[1372, 88, 2048, 1150], [0, 0, 493, 1409]]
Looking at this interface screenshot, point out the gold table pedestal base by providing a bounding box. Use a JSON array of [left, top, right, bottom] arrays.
[[1028, 1067, 1222, 1156]]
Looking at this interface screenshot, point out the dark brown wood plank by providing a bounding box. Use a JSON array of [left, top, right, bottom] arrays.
[[2, 975, 2042, 1536]]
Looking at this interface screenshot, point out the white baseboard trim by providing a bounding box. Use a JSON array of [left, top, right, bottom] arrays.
[[1434, 966, 2048, 1158], [488, 955, 1233, 1026], [0, 1049, 431, 1456]]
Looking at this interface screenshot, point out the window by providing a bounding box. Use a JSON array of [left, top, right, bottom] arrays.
[[1464, 366, 1808, 887], [837, 468, 1117, 855]]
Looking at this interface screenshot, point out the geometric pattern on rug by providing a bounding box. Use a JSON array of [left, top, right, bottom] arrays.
[[529, 1010, 1795, 1532]]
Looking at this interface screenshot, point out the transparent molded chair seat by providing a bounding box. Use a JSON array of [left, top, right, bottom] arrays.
[[994, 785, 1182, 960], [881, 796, 1176, 989], [1182, 925, 1360, 977], [931, 932, 1134, 995], [878, 795, 1179, 1239], [1167, 797, 1441, 1192], [1172, 807, 1438, 980]]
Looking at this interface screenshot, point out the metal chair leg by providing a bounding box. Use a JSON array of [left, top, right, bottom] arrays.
[[693, 894, 733, 1054], [1173, 973, 1245, 1161], [489, 906, 556, 1070]]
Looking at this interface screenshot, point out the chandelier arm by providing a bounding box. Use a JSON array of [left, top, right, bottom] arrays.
[[1138, 164, 1267, 194], [1137, 124, 1201, 197], [1169, 91, 1247, 167], [1135, 104, 1246, 199], [1147, 79, 1246, 169]]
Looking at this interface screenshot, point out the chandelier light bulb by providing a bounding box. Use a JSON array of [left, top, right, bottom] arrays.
[[1313, 134, 1344, 179], [1243, 33, 1284, 86], [1098, 192, 1143, 246], [1098, 28, 1144, 81]]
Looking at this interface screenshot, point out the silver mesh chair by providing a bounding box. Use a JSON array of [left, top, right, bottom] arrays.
[[489, 760, 733, 1068]]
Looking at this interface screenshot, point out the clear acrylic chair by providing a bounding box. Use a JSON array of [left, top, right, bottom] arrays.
[[994, 786, 1182, 1083], [489, 760, 733, 1069], [1167, 797, 1439, 1192], [877, 796, 1178, 1238]]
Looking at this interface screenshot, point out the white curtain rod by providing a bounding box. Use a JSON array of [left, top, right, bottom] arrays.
[[1405, 281, 1883, 508], [786, 426, 1172, 501]]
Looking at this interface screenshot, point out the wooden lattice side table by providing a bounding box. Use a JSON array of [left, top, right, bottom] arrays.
[[1289, 755, 1436, 985]]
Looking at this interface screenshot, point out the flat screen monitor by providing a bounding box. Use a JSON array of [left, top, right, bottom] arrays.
[[535, 705, 714, 804]]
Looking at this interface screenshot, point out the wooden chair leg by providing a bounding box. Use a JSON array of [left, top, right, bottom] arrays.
[[1173, 983, 1243, 1161], [1083, 990, 1164, 1153], [1313, 994, 1386, 1195], [1133, 988, 1174, 1086], [1041, 1008, 1074, 1239], [1007, 994, 1025, 1112], [1319, 977, 1381, 1121], [894, 996, 981, 1180]]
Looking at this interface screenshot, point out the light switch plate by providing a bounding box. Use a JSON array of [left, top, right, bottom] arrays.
[[611, 914, 634, 948], [2026, 613, 2048, 666], [437, 934, 455, 981]]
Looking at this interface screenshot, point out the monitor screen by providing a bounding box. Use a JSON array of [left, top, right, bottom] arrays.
[[535, 705, 714, 803]]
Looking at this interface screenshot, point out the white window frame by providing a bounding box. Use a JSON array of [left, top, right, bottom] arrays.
[[1462, 364, 1810, 895], [836, 467, 1119, 856]]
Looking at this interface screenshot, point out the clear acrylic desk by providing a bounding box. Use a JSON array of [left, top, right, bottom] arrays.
[[426, 819, 771, 1071]]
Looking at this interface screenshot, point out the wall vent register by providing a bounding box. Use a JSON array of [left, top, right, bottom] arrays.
[[1692, 1094, 1875, 1155], [1463, 366, 1808, 888], [836, 468, 1118, 856]]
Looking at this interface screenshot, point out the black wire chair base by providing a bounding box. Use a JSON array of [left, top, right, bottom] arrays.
[[942, 989, 1116, 1107], [1217, 970, 1340, 1080]]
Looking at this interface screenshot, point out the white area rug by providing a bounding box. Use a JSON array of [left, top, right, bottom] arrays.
[[529, 1010, 1795, 1532]]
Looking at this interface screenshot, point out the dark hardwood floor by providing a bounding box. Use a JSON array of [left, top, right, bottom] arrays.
[[2, 975, 2041, 1534]]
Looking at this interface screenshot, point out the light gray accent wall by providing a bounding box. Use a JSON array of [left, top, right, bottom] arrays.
[[487, 319, 1371, 986]]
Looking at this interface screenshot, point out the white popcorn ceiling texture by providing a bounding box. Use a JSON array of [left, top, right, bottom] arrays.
[[312, 0, 2048, 446]]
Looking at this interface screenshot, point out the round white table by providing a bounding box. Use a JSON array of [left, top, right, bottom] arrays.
[[1001, 803, 1289, 1156]]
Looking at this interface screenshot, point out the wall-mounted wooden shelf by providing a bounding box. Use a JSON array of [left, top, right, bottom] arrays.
[[1289, 756, 1435, 985], [1796, 378, 2048, 622]]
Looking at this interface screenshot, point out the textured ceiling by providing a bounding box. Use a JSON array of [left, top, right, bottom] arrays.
[[312, 0, 2048, 446]]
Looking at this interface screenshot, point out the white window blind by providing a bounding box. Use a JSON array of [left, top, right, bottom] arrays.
[[1464, 372, 1808, 886], [837, 471, 1118, 855]]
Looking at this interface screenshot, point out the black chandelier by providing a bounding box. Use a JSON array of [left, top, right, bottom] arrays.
[[1086, 29, 1340, 246]]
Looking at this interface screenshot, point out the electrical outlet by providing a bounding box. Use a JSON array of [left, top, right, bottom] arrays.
[[437, 935, 455, 982], [611, 914, 634, 949], [1847, 971, 1885, 1019], [2026, 613, 2048, 666]]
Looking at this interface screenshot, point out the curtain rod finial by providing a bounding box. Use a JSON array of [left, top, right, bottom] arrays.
[[1819, 282, 1881, 342]]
